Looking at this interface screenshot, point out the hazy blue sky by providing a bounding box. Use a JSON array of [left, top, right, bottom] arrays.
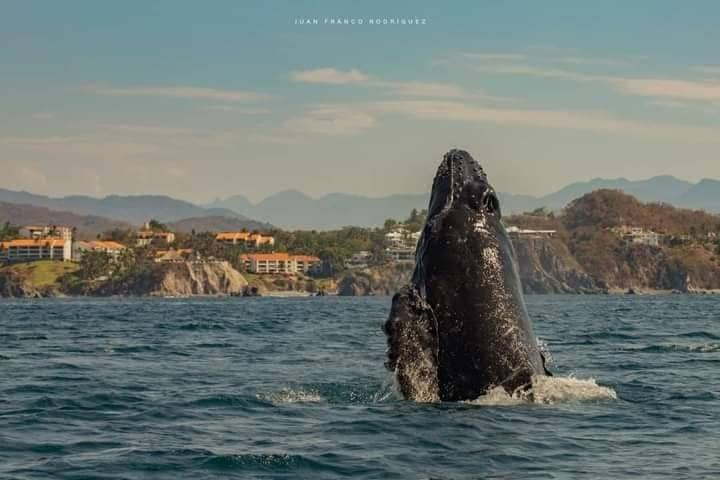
[[2, 1, 720, 203]]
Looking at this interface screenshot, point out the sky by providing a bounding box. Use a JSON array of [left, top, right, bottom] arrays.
[[1, 0, 720, 204]]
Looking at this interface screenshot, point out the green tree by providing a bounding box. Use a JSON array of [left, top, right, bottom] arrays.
[[148, 219, 168, 232], [102, 228, 135, 245], [404, 209, 427, 232], [317, 248, 346, 277], [0, 222, 19, 241], [383, 219, 398, 231], [79, 251, 112, 280]]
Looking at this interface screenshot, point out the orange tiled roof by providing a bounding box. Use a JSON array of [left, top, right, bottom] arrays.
[[0, 238, 67, 248], [217, 232, 273, 242], [241, 252, 291, 261], [240, 253, 319, 262], [217, 232, 251, 240], [292, 255, 320, 262], [91, 240, 127, 250]]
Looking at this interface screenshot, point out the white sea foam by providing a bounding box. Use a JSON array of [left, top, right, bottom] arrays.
[[662, 342, 719, 353], [463, 375, 617, 406], [529, 375, 617, 404], [257, 388, 322, 404]]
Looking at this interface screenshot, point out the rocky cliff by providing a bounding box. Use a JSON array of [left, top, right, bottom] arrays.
[[513, 237, 604, 294], [336, 237, 605, 296], [0, 269, 45, 297], [337, 263, 413, 296], [90, 261, 252, 297], [581, 243, 720, 293], [150, 261, 249, 296]]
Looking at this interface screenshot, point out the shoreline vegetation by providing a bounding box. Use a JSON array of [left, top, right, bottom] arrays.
[[2, 189, 720, 298]]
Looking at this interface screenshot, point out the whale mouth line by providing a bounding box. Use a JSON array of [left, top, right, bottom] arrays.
[[482, 191, 500, 216]]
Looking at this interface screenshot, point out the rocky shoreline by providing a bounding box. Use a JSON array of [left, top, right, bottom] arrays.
[[3, 234, 720, 298]]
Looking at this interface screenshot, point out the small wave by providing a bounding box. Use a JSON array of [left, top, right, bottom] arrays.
[[464, 375, 616, 406], [256, 388, 322, 404], [637, 343, 720, 353], [190, 394, 262, 408], [202, 453, 307, 471], [678, 331, 720, 340]]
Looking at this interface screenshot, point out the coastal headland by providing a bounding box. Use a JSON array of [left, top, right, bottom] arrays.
[[2, 189, 720, 298]]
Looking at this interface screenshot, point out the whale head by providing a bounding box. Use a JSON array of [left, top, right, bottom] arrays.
[[427, 149, 501, 224]]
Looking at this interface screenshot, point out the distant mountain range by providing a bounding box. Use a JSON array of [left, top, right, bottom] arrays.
[[0, 201, 131, 239], [0, 188, 269, 230], [208, 175, 720, 229], [208, 191, 431, 230], [1, 175, 719, 231]]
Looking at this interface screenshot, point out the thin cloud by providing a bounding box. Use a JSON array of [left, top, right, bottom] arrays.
[[85, 84, 271, 102], [692, 65, 720, 76], [553, 56, 631, 67], [99, 124, 202, 137], [1, 135, 87, 146], [285, 107, 377, 135], [476, 63, 720, 102], [202, 105, 271, 114], [459, 50, 635, 67], [31, 112, 55, 120], [460, 52, 527, 62], [291, 67, 513, 101], [1, 135, 160, 155], [366, 100, 720, 143], [476, 64, 601, 83], [290, 68, 371, 85], [614, 77, 720, 101]]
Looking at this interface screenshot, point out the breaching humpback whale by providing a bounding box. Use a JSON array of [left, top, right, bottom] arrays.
[[384, 149, 550, 402]]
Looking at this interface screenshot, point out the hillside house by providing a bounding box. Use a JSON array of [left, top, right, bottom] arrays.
[[154, 248, 195, 263], [0, 238, 72, 262], [215, 232, 275, 247], [385, 227, 421, 264], [239, 253, 321, 274], [346, 251, 373, 269], [385, 247, 415, 264], [611, 225, 662, 247], [72, 240, 127, 261], [20, 225, 73, 241], [385, 227, 421, 249], [506, 226, 557, 238], [136, 230, 176, 247]]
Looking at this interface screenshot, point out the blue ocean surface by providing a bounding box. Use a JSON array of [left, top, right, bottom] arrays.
[[1, 295, 719, 479]]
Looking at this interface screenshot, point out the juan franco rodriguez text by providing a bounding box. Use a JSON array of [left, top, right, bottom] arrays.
[[294, 17, 428, 26]]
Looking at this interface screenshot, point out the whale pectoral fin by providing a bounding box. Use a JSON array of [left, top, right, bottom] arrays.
[[540, 351, 553, 376], [383, 286, 439, 402]]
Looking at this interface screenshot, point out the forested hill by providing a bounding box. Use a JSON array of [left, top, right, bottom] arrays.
[[507, 190, 720, 292]]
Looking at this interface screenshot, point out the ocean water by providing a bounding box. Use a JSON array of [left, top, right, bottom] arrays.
[[1, 295, 719, 479]]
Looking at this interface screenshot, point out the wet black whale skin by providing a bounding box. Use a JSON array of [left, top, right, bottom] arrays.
[[384, 149, 549, 402]]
